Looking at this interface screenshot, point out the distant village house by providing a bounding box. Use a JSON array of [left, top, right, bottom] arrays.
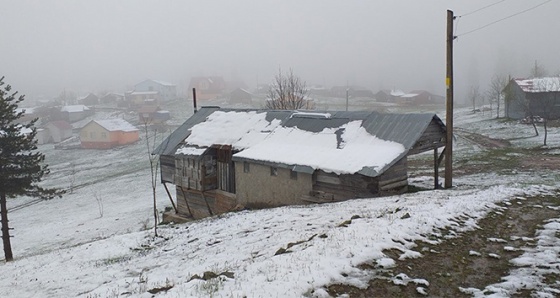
[[80, 119, 139, 149], [137, 106, 170, 124], [78, 93, 99, 106], [134, 79, 177, 102], [43, 120, 73, 143], [189, 76, 227, 100], [229, 88, 252, 105], [504, 77, 560, 120], [59, 105, 93, 123]]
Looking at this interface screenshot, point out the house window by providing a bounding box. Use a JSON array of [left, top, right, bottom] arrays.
[[90, 132, 95, 139], [270, 167, 278, 176], [101, 132, 107, 139], [243, 161, 250, 173], [290, 170, 298, 180]]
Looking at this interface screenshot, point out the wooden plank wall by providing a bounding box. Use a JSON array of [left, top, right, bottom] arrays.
[[378, 158, 408, 195], [311, 157, 409, 200], [160, 155, 175, 183], [174, 156, 218, 191], [312, 171, 379, 201], [175, 186, 237, 219], [408, 119, 446, 155]]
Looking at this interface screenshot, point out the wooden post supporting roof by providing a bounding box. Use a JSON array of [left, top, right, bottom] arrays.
[[434, 147, 439, 189], [162, 183, 178, 213]]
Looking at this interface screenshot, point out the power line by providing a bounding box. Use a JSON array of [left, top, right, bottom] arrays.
[[458, 0, 507, 18], [456, 0, 553, 38]]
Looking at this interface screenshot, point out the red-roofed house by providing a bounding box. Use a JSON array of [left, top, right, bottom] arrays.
[[79, 119, 139, 149], [189, 76, 227, 100]]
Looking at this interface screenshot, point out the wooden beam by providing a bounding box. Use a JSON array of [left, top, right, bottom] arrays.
[[162, 183, 178, 213], [380, 179, 408, 191], [434, 148, 439, 189], [179, 186, 193, 217], [438, 147, 446, 167]]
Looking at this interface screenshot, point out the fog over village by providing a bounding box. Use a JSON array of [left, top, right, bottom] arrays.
[[2, 1, 560, 297], [2, 0, 560, 102]]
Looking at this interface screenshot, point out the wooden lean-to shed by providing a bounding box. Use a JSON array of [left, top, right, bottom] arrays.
[[155, 107, 446, 220]]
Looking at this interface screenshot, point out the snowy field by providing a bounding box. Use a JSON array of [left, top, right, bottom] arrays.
[[1, 104, 559, 297]]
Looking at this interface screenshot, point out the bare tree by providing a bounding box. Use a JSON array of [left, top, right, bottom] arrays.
[[266, 68, 309, 110], [143, 120, 162, 237], [533, 78, 560, 146], [469, 85, 481, 113], [487, 75, 508, 119], [530, 60, 548, 78]]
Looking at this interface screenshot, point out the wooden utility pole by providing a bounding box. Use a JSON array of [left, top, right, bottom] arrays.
[[445, 10, 454, 189]]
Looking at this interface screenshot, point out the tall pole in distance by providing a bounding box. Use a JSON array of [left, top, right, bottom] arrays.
[[445, 10, 454, 189], [192, 88, 198, 113]]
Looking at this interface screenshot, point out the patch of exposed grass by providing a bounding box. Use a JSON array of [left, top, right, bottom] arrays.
[[327, 195, 560, 297]]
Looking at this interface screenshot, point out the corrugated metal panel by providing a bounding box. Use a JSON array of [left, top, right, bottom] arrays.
[[358, 113, 444, 177], [362, 113, 436, 148], [283, 117, 351, 132], [154, 106, 220, 155]]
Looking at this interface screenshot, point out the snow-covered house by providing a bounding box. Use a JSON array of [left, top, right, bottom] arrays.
[[60, 105, 93, 122], [137, 106, 170, 124], [125, 91, 162, 107], [78, 93, 99, 106], [44, 120, 73, 143], [375, 90, 403, 102], [134, 79, 177, 102], [99, 93, 125, 105], [229, 88, 252, 105], [155, 107, 447, 219], [79, 119, 139, 149], [504, 77, 560, 120], [14, 107, 37, 123]]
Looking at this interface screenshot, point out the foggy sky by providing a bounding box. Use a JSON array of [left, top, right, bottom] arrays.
[[1, 0, 559, 103]]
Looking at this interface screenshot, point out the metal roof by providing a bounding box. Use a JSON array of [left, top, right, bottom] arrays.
[[154, 106, 220, 155], [156, 107, 445, 177]]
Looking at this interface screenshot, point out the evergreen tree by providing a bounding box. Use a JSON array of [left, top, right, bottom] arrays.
[[0, 77, 62, 262]]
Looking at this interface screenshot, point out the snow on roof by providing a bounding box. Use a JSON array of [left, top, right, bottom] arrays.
[[235, 120, 405, 175], [390, 89, 406, 96], [78, 93, 95, 100], [16, 107, 35, 115], [515, 77, 560, 93], [20, 127, 33, 135], [61, 105, 90, 113], [151, 80, 174, 86], [176, 146, 207, 156], [47, 121, 73, 130], [130, 91, 159, 95], [400, 93, 419, 98], [93, 119, 138, 132], [184, 111, 282, 151], [291, 111, 331, 119], [161, 107, 443, 176]]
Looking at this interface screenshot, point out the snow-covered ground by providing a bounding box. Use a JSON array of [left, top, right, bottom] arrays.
[[0, 104, 559, 297]]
